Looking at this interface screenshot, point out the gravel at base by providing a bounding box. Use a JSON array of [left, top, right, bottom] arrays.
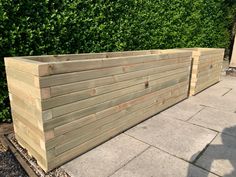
[[0, 139, 28, 177], [8, 134, 70, 177], [0, 123, 70, 177]]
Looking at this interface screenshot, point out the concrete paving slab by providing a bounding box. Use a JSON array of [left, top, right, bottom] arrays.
[[218, 76, 236, 88], [189, 77, 236, 112], [110, 147, 218, 177], [196, 133, 236, 177], [62, 133, 149, 177], [189, 107, 236, 137], [125, 115, 217, 162], [221, 88, 236, 102], [189, 93, 236, 113], [196, 84, 232, 97], [160, 99, 204, 121]]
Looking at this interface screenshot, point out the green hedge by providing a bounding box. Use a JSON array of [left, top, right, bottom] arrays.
[[0, 0, 236, 122]]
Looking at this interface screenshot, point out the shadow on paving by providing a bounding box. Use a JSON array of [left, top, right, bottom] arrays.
[[187, 126, 236, 177]]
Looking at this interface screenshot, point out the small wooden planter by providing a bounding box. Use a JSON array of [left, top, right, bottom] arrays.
[[187, 48, 225, 95], [5, 50, 192, 171]]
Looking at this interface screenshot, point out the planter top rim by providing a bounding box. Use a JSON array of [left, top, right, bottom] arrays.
[[176, 47, 225, 51], [4, 49, 193, 64]]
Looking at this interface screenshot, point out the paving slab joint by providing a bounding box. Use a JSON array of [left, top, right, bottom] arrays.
[[107, 145, 151, 177], [221, 88, 233, 96], [187, 121, 220, 134], [125, 132, 194, 164], [199, 104, 236, 115], [123, 132, 152, 146], [186, 106, 206, 122]]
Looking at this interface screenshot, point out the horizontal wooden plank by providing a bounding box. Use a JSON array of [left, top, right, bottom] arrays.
[[39, 54, 157, 76], [195, 73, 220, 85], [197, 65, 221, 78], [7, 50, 190, 63], [39, 57, 191, 87], [4, 57, 51, 76], [199, 49, 225, 56], [4, 57, 41, 75], [53, 82, 188, 137], [198, 66, 221, 77], [194, 77, 219, 94], [191, 64, 221, 79], [7, 76, 50, 100], [49, 71, 189, 116], [42, 67, 189, 109], [198, 62, 222, 72], [26, 53, 107, 62], [50, 62, 190, 96], [5, 67, 40, 88], [48, 81, 146, 112], [12, 110, 44, 139], [42, 76, 148, 109], [9, 93, 42, 118], [37, 51, 191, 76], [198, 58, 223, 66], [158, 50, 192, 58], [44, 78, 189, 132], [106, 50, 152, 58], [23, 50, 154, 62], [191, 69, 221, 87], [10, 102, 43, 130]]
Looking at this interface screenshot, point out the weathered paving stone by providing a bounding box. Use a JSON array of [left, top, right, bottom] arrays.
[[189, 107, 236, 137], [190, 93, 236, 113], [218, 76, 236, 88], [160, 99, 204, 121], [125, 115, 217, 162], [189, 77, 236, 112], [196, 84, 232, 97], [62, 133, 149, 177], [110, 147, 218, 177], [222, 87, 236, 103], [196, 133, 236, 177]]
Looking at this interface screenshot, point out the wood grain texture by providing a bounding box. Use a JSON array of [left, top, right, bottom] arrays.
[[39, 57, 190, 87], [186, 48, 224, 96]]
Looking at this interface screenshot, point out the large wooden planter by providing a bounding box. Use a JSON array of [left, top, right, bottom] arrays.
[[5, 50, 192, 171], [187, 48, 225, 95]]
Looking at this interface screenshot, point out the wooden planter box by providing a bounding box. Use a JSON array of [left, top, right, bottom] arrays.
[[186, 48, 225, 95], [5, 50, 192, 171]]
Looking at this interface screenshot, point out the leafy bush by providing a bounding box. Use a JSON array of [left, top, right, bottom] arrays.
[[0, 0, 236, 122]]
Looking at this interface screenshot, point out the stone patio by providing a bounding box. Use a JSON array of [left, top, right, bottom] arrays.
[[62, 76, 236, 177]]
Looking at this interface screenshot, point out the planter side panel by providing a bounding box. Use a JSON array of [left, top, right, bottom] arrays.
[[41, 52, 192, 171], [189, 49, 225, 95], [4, 58, 48, 169]]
